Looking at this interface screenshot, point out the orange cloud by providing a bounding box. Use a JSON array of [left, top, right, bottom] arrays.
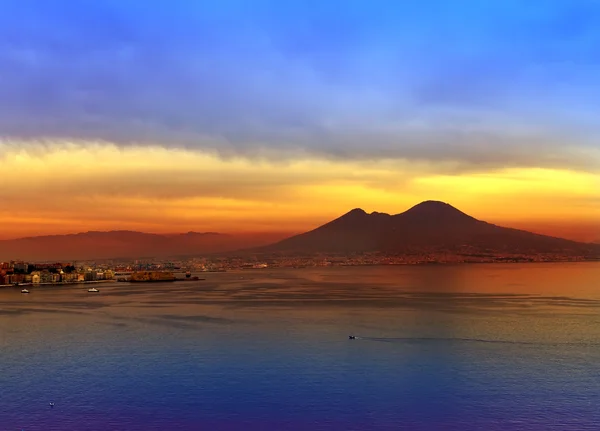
[[0, 140, 598, 241]]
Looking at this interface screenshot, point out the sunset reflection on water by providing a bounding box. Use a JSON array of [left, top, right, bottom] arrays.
[[1, 263, 600, 430]]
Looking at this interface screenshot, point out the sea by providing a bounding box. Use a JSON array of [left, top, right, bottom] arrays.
[[1, 263, 599, 430]]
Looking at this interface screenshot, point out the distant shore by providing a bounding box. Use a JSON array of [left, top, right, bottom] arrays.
[[0, 277, 209, 288], [1, 260, 597, 289], [0, 280, 114, 288]]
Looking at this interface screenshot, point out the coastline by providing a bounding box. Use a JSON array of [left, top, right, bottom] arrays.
[[2, 260, 597, 289], [0, 280, 114, 288], [0, 276, 209, 288]]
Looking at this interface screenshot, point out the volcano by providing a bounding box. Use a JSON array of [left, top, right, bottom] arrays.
[[257, 201, 600, 256]]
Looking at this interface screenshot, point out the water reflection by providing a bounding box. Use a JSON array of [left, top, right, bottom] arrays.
[[0, 263, 599, 430]]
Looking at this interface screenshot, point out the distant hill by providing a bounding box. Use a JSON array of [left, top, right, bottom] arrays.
[[256, 201, 600, 257], [2, 201, 597, 261], [0, 230, 287, 261]]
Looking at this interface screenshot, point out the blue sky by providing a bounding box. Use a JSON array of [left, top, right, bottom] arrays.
[[1, 0, 600, 170]]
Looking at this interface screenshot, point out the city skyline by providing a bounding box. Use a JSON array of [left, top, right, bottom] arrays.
[[1, 1, 599, 241]]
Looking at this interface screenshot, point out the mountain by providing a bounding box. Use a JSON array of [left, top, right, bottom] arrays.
[[2, 201, 597, 261], [257, 201, 600, 257], [0, 230, 288, 261]]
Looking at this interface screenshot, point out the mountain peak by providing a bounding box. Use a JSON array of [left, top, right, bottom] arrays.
[[408, 200, 455, 211], [316, 207, 372, 232], [256, 200, 600, 256], [401, 200, 477, 221], [346, 208, 367, 216]]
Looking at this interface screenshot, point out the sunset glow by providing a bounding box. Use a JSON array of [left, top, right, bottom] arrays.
[[1, 141, 598, 241], [0, 1, 599, 243]]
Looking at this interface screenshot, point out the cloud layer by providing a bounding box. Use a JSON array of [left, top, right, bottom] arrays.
[[0, 1, 599, 241], [0, 143, 598, 240], [1, 0, 600, 170]]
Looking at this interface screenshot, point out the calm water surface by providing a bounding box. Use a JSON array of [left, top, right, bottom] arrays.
[[1, 263, 599, 430]]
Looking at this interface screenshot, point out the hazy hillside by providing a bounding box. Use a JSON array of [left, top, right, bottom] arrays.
[[0, 231, 287, 261]]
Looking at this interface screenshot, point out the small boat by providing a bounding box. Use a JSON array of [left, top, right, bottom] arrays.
[[49, 402, 55, 408], [348, 335, 356, 340], [21, 289, 29, 294], [88, 287, 99, 293]]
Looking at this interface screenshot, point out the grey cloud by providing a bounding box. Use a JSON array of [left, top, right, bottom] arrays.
[[0, 0, 599, 172]]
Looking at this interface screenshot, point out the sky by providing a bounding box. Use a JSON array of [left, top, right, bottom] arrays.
[[0, 0, 599, 241]]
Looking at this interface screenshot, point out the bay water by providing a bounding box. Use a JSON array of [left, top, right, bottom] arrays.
[[1, 263, 599, 430]]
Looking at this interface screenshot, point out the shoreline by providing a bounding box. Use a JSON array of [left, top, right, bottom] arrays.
[[0, 280, 114, 288], [1, 260, 597, 288], [0, 277, 206, 288]]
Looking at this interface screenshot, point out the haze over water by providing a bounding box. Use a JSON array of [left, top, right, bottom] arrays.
[[1, 263, 600, 430]]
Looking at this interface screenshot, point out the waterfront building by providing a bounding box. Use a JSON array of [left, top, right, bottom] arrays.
[[40, 271, 53, 283], [31, 272, 41, 284], [61, 272, 77, 283], [13, 262, 28, 273], [84, 271, 97, 282]]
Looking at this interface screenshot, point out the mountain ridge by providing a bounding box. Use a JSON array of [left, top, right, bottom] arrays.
[[255, 201, 600, 256], [0, 230, 285, 261], [1, 201, 598, 260]]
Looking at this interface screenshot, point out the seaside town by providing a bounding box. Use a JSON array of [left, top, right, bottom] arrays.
[[1, 248, 597, 287], [0, 261, 115, 286]]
